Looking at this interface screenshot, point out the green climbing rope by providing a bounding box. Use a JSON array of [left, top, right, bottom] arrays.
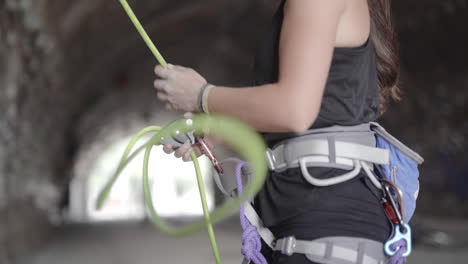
[[118, 0, 168, 67], [97, 2, 268, 263], [96, 114, 268, 264]]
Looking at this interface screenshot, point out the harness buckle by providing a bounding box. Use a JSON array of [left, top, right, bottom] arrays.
[[265, 149, 277, 171], [278, 236, 297, 256]]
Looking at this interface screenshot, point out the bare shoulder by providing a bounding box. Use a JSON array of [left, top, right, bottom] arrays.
[[283, 0, 367, 48], [335, 0, 371, 48], [284, 0, 346, 17]]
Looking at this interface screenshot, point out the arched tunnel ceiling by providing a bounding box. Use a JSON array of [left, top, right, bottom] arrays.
[[1, 0, 468, 260]]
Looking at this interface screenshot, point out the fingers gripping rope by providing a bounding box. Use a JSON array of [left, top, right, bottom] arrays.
[[96, 114, 268, 264]]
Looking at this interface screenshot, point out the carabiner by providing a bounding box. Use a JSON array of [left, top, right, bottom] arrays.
[[381, 180, 405, 225], [196, 136, 224, 175], [381, 180, 412, 257]]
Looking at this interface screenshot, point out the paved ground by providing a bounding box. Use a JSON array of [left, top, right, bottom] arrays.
[[20, 217, 468, 264]]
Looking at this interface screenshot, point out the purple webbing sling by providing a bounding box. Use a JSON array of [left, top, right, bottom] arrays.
[[236, 161, 268, 264], [388, 239, 407, 264]]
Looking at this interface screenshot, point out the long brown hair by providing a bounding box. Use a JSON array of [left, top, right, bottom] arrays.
[[368, 0, 401, 114]]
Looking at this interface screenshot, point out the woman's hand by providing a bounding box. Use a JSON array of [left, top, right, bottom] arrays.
[[163, 140, 203, 162], [163, 135, 221, 162], [162, 112, 221, 162], [154, 64, 207, 112]]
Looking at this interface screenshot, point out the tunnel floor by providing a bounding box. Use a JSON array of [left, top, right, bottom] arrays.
[[21, 217, 468, 264]]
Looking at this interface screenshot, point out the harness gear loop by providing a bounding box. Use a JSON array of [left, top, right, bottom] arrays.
[[300, 158, 362, 186]]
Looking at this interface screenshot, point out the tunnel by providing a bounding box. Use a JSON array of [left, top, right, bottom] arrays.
[[1, 0, 468, 263]]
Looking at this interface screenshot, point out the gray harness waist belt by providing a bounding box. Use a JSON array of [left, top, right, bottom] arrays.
[[216, 123, 391, 197], [274, 236, 388, 264], [265, 123, 389, 188], [266, 123, 389, 172]]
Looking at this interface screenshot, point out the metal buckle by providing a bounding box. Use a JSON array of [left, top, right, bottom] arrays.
[[265, 149, 276, 171], [279, 236, 297, 256]]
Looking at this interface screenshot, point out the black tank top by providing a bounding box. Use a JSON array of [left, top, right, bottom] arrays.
[[254, 0, 380, 146], [252, 0, 391, 243]]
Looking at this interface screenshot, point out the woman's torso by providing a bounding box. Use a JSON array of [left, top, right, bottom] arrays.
[[254, 0, 380, 147], [252, 0, 390, 243]]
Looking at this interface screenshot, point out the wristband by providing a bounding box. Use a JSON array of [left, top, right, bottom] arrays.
[[198, 83, 210, 113], [202, 84, 215, 113]]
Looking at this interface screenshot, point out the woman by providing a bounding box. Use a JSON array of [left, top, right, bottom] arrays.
[[154, 0, 401, 263]]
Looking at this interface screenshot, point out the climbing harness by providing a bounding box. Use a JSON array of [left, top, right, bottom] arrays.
[[216, 122, 423, 264]]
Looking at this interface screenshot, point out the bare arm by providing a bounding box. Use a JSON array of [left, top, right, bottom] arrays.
[[155, 0, 346, 133], [154, 0, 346, 160], [208, 0, 346, 133]]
